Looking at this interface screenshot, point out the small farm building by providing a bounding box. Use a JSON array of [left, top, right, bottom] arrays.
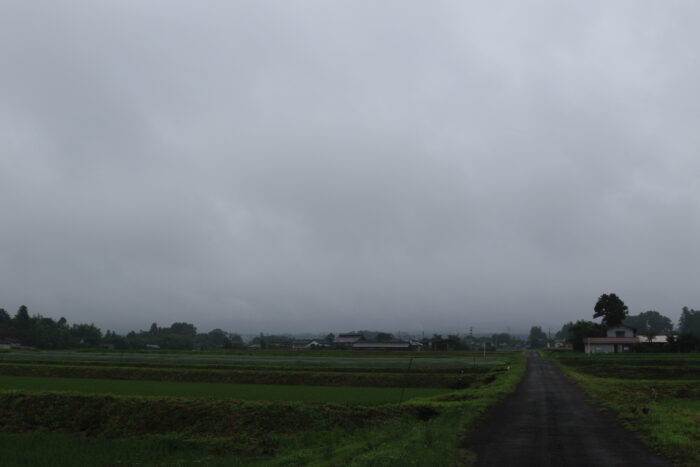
[[637, 334, 672, 344], [292, 339, 323, 350], [583, 326, 638, 354], [351, 340, 423, 351], [334, 333, 365, 348]]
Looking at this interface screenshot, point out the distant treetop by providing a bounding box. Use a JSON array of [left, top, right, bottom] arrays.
[[593, 293, 629, 327]]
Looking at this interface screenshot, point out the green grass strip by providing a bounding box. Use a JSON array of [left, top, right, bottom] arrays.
[[0, 363, 471, 388]]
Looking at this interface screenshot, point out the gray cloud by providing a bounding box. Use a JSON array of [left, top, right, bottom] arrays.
[[1, 1, 699, 335]]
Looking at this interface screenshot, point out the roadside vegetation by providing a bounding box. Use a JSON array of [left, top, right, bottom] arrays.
[[0, 349, 525, 466], [546, 351, 700, 466]]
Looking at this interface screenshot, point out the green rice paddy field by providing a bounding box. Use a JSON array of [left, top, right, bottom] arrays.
[[0, 349, 525, 466], [0, 349, 508, 370]]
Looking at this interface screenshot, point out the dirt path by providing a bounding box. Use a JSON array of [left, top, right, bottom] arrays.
[[469, 351, 671, 467]]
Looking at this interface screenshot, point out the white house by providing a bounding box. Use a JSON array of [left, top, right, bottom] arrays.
[[583, 325, 639, 354]]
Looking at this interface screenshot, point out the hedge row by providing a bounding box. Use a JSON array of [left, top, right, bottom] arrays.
[[0, 363, 472, 388]]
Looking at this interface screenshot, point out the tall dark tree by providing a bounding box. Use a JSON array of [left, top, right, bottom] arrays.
[[491, 333, 513, 348], [567, 320, 606, 352], [195, 328, 231, 349], [528, 326, 548, 349], [169, 322, 197, 337], [229, 333, 244, 348], [555, 322, 573, 341], [623, 311, 673, 336], [593, 293, 628, 327], [14, 305, 30, 327], [108, 331, 128, 349], [0, 308, 11, 339], [678, 307, 700, 336], [24, 315, 50, 347], [13, 305, 31, 343], [70, 323, 103, 347]]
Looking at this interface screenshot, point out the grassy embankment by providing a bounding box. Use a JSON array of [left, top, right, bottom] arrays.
[[0, 350, 525, 466], [545, 351, 700, 466]]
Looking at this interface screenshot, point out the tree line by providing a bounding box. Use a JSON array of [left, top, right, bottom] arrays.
[[1, 305, 533, 351], [0, 306, 103, 349], [0, 305, 245, 350], [555, 293, 700, 352]]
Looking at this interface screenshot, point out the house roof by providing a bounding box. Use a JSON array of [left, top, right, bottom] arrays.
[[335, 334, 363, 343], [583, 337, 639, 344], [292, 339, 321, 346], [351, 341, 419, 349]]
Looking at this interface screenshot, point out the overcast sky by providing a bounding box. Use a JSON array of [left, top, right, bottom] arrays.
[[1, 1, 699, 335]]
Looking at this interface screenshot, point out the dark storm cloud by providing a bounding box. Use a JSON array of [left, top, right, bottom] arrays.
[[1, 1, 699, 334]]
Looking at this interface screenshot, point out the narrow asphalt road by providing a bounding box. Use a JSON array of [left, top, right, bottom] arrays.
[[469, 351, 671, 467]]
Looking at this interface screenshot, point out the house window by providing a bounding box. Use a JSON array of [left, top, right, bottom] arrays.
[[615, 331, 625, 337]]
